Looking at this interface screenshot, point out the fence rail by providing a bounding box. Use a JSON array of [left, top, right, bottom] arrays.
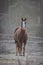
[[0, 33, 43, 38], [0, 40, 43, 43]]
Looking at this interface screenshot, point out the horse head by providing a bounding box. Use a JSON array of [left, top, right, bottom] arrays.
[[21, 18, 27, 28]]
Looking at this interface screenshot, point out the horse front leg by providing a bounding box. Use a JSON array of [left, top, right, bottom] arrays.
[[23, 43, 26, 56], [17, 43, 22, 56], [18, 47, 22, 56]]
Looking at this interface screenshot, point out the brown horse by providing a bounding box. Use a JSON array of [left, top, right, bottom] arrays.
[[14, 18, 28, 56]]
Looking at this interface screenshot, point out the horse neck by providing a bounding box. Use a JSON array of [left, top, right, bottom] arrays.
[[21, 27, 25, 34]]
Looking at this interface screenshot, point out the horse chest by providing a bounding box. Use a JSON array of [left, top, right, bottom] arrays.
[[19, 33, 26, 42]]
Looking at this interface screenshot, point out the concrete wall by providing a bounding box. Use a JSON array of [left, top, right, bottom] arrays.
[[0, 0, 40, 36]]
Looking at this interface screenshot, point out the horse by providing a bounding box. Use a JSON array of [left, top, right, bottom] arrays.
[[14, 18, 28, 56]]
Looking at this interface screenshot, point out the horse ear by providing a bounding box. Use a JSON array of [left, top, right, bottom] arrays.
[[21, 18, 23, 21], [24, 18, 27, 21]]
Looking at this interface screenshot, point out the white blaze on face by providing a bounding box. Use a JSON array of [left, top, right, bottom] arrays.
[[22, 21, 25, 28]]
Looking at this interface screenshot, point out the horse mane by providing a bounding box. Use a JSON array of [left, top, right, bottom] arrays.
[[14, 27, 19, 32]]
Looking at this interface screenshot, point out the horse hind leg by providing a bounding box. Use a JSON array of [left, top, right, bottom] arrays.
[[16, 44, 18, 56]]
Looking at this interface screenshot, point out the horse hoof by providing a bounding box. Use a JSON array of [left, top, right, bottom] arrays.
[[19, 54, 22, 56], [23, 54, 25, 56], [20, 55, 22, 56], [16, 54, 17, 56]]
